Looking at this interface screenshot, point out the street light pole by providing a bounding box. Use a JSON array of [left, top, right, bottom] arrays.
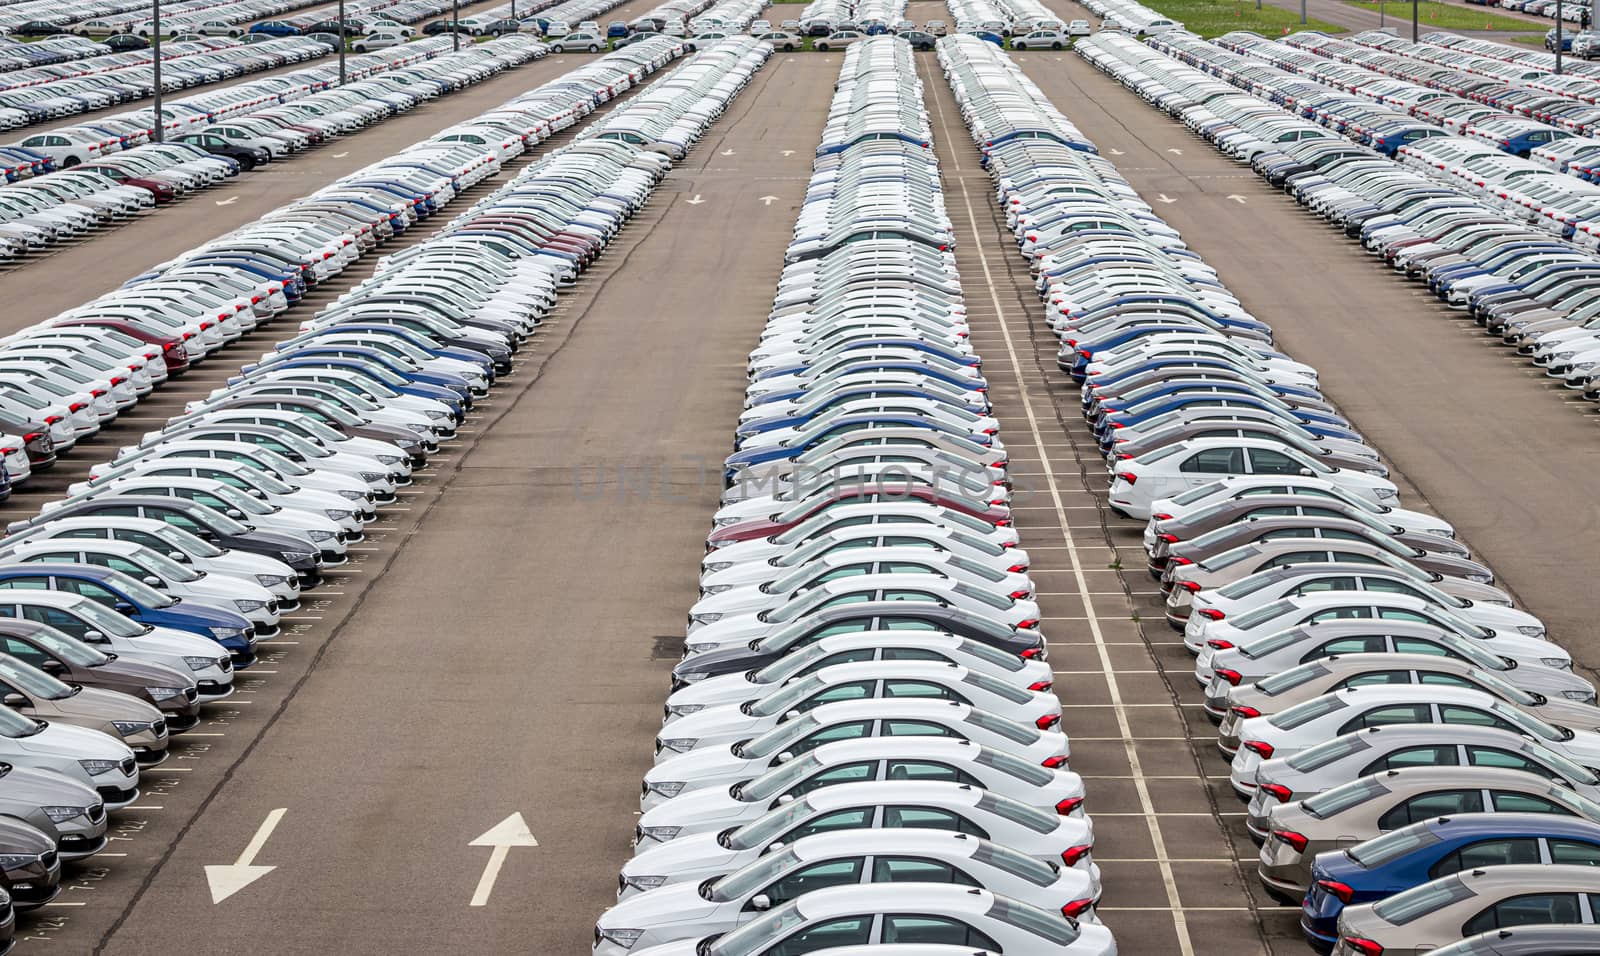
[[1380, 0, 1385, 28], [1558, 0, 1566, 72], [151, 0, 162, 143], [1412, 0, 1418, 40], [1300, 0, 1306, 24], [337, 0, 346, 85], [453, 0, 460, 50]]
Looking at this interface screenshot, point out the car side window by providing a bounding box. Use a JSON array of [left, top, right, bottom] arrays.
[[53, 579, 121, 607], [1430, 838, 1541, 879], [1262, 551, 1331, 570], [882, 806, 986, 837], [1247, 448, 1306, 476], [799, 681, 875, 710], [882, 680, 960, 701], [1468, 748, 1553, 777], [0, 577, 51, 590], [872, 856, 979, 887], [1417, 673, 1477, 690], [1179, 448, 1244, 474], [884, 760, 975, 784], [1438, 705, 1517, 731], [881, 915, 999, 949], [1307, 607, 1372, 623], [2, 638, 47, 668], [1291, 576, 1359, 596], [754, 858, 863, 908], [1392, 637, 1451, 657], [1362, 580, 1428, 598], [783, 808, 871, 842], [879, 648, 950, 663], [1490, 792, 1572, 815], [1364, 745, 1459, 775], [1339, 704, 1431, 735], [1377, 609, 1433, 623], [1462, 893, 1583, 936], [1549, 840, 1600, 867], [1336, 671, 1412, 689], [1378, 790, 1484, 830], [792, 722, 872, 755], [785, 761, 875, 799], [760, 916, 872, 955], [20, 607, 86, 638], [1308, 637, 1387, 660]]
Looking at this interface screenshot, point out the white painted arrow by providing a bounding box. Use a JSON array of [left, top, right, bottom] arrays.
[[214, 196, 239, 206], [684, 194, 706, 205], [1166, 147, 1183, 156], [781, 149, 795, 156], [332, 151, 349, 158], [1156, 193, 1176, 204], [719, 148, 735, 156], [1109, 148, 1125, 155], [1226, 194, 1248, 204], [759, 195, 780, 206], [205, 808, 285, 904], [469, 812, 538, 907]]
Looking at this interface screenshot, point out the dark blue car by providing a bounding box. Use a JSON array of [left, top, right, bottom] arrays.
[[1300, 813, 1600, 948], [737, 385, 990, 440], [0, 564, 257, 665]]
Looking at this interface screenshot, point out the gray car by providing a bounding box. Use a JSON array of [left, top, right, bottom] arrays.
[[1422, 924, 1600, 955], [1257, 765, 1600, 900], [0, 764, 106, 860], [0, 654, 169, 765]]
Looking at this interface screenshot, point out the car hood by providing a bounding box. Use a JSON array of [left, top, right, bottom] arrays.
[[648, 746, 760, 791], [51, 686, 162, 722], [0, 813, 56, 854], [655, 704, 767, 746], [14, 721, 133, 760], [620, 830, 744, 886], [597, 882, 721, 932], [636, 785, 749, 836], [0, 765, 99, 808], [89, 654, 197, 690]]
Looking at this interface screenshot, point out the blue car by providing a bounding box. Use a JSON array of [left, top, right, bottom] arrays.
[[0, 564, 257, 665], [723, 413, 993, 483], [736, 385, 990, 439], [250, 20, 301, 35], [1300, 813, 1600, 948], [288, 324, 496, 379]]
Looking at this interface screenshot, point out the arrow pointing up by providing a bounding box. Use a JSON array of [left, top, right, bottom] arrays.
[[205, 808, 286, 904], [1156, 193, 1176, 204], [1166, 148, 1184, 156], [469, 812, 538, 907], [684, 194, 706, 205], [719, 148, 735, 156], [1226, 194, 1248, 204], [332, 151, 349, 158], [781, 149, 795, 156], [759, 195, 779, 206], [1109, 148, 1125, 155], [215, 196, 239, 206]]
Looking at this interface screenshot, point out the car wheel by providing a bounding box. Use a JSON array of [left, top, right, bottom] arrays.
[[816, 42, 828, 50], [782, 42, 793, 50], [1052, 41, 1062, 48], [1013, 41, 1025, 49], [62, 156, 79, 168]]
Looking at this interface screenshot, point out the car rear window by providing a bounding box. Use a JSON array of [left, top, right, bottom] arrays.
[[1269, 693, 1350, 730], [1303, 776, 1390, 820], [1255, 661, 1330, 697], [1371, 875, 1475, 924], [1287, 734, 1372, 772], [1347, 823, 1443, 868]]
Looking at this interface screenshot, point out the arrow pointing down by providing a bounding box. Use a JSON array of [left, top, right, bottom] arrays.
[[684, 194, 705, 205], [1166, 148, 1184, 156], [719, 148, 735, 156], [205, 808, 286, 903], [759, 195, 779, 206], [1156, 193, 1176, 204], [1226, 194, 1248, 204], [469, 812, 538, 907], [215, 196, 239, 206]]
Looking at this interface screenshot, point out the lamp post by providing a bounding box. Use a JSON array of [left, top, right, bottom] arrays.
[[453, 0, 460, 50], [1412, 0, 1418, 40], [1558, 0, 1566, 73], [338, 0, 346, 85], [151, 0, 162, 143]]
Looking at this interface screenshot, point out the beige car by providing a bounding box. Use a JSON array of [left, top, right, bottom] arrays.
[[1218, 653, 1600, 757], [813, 30, 863, 50], [1334, 864, 1600, 956], [1258, 765, 1600, 901], [0, 654, 169, 766]]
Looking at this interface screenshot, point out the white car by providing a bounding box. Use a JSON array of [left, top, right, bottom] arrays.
[[1145, 475, 1454, 541], [0, 703, 140, 809], [596, 829, 1099, 954], [698, 527, 1028, 593], [634, 737, 1087, 847], [1011, 29, 1067, 49], [1229, 684, 1600, 797], [700, 503, 1021, 569], [352, 27, 409, 51], [1108, 437, 1398, 520], [1067, 19, 1091, 35], [625, 883, 1116, 955]]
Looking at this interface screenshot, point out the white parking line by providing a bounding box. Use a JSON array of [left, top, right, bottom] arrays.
[[922, 57, 1196, 956]]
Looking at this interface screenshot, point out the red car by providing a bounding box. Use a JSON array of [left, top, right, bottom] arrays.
[[50, 318, 190, 375], [77, 164, 177, 204], [706, 482, 1013, 549]]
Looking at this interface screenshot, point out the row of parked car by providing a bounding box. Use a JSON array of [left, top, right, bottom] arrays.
[[0, 34, 110, 72], [1, 0, 320, 39], [1147, 31, 1600, 413], [0, 36, 545, 263], [1071, 25, 1600, 956], [592, 34, 1122, 956], [0, 36, 335, 131], [0, 35, 705, 948], [1072, 0, 1180, 39]]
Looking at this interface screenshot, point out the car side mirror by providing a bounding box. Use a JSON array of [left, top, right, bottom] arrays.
[[750, 894, 772, 911], [225, 510, 245, 520], [83, 630, 105, 642], [2, 693, 24, 708], [775, 794, 795, 805], [776, 751, 795, 763], [784, 710, 800, 721], [168, 552, 189, 563], [1298, 468, 1315, 477], [765, 841, 784, 852], [141, 576, 163, 589], [115, 601, 138, 615], [246, 489, 266, 500]]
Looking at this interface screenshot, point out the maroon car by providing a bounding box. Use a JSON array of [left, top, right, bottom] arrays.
[[76, 164, 176, 204], [50, 318, 190, 375], [706, 482, 1013, 549]]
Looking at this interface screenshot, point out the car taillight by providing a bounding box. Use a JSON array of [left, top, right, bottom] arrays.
[[1019, 647, 1043, 660], [1342, 937, 1383, 956], [1061, 898, 1094, 919], [1230, 704, 1261, 719], [1198, 609, 1225, 621], [67, 403, 85, 413], [1041, 754, 1068, 769], [1060, 843, 1092, 867], [1036, 713, 1061, 730], [1007, 563, 1028, 573], [1170, 556, 1193, 566], [1151, 513, 1172, 520], [1115, 472, 1137, 484], [1242, 740, 1275, 759], [1175, 581, 1201, 592], [0, 447, 16, 456], [1077, 349, 1091, 358], [1009, 589, 1032, 600], [1156, 533, 1178, 543], [1016, 619, 1039, 630], [1273, 828, 1309, 852], [110, 377, 126, 386], [1317, 879, 1354, 903], [1055, 796, 1083, 815], [1215, 668, 1243, 686], [1029, 680, 1053, 692], [1260, 783, 1293, 804]]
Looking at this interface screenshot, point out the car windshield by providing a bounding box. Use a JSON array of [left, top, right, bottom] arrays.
[[753, 643, 831, 684], [0, 655, 74, 700], [1371, 875, 1474, 924], [0, 705, 42, 738], [726, 796, 821, 850], [1464, 668, 1540, 706], [750, 676, 826, 718], [742, 714, 821, 758], [1488, 701, 1567, 742], [709, 902, 812, 956], [709, 847, 802, 902], [153, 524, 224, 558], [68, 597, 149, 637], [210, 484, 272, 515], [741, 754, 824, 801], [1301, 775, 1390, 819], [131, 546, 199, 584], [1347, 823, 1443, 868]]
